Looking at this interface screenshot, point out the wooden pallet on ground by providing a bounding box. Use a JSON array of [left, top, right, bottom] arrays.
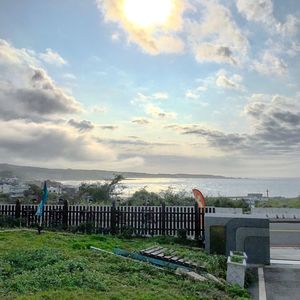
[[140, 246, 205, 271]]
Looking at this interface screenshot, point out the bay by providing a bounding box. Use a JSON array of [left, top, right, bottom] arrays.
[[61, 177, 300, 198]]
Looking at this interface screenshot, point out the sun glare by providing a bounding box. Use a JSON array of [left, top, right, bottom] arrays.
[[123, 0, 174, 28]]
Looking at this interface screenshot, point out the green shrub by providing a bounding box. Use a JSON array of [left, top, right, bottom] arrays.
[[177, 229, 187, 240], [119, 226, 134, 239], [76, 222, 94, 234], [0, 216, 25, 228], [230, 255, 244, 264]]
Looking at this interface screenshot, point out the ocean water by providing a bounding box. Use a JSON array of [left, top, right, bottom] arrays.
[[62, 177, 300, 198]]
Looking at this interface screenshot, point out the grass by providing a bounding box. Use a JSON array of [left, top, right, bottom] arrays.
[[230, 256, 244, 264], [256, 197, 300, 208], [232, 251, 245, 256], [0, 230, 250, 299]]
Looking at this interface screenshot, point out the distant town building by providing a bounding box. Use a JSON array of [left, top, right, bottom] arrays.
[[0, 183, 11, 194], [9, 184, 28, 199], [48, 186, 62, 194]]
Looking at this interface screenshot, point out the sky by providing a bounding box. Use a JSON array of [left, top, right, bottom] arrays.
[[0, 0, 300, 177]]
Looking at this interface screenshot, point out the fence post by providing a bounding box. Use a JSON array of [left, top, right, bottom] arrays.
[[111, 201, 117, 235], [15, 199, 21, 219], [161, 202, 166, 236], [200, 207, 205, 241], [194, 203, 200, 240], [62, 200, 68, 229]]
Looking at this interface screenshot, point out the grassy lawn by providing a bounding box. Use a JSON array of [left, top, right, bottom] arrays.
[[256, 197, 300, 208], [0, 230, 250, 300]]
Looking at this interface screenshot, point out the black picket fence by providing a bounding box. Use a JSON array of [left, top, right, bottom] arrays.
[[0, 201, 215, 239]]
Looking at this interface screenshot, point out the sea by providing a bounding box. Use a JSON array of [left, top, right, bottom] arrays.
[[61, 177, 300, 198]]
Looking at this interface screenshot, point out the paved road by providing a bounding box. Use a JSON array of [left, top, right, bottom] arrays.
[[270, 222, 300, 247], [265, 266, 300, 300]]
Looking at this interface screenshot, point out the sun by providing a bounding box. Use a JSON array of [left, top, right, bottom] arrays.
[[123, 0, 174, 28]]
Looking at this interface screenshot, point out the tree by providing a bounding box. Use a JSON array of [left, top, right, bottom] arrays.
[[78, 175, 124, 204], [126, 188, 162, 206]]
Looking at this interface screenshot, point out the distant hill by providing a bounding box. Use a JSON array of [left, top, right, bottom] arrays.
[[0, 163, 235, 181]]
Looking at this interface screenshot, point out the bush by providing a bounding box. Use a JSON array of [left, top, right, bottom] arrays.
[[76, 222, 94, 234], [119, 226, 134, 239], [0, 216, 25, 228], [177, 229, 187, 240]]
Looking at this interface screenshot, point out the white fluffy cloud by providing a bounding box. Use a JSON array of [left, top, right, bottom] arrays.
[[252, 50, 287, 76], [187, 1, 248, 65], [236, 0, 299, 36], [39, 48, 68, 66], [152, 92, 169, 100], [145, 104, 177, 119], [215, 69, 244, 90], [97, 0, 249, 65]]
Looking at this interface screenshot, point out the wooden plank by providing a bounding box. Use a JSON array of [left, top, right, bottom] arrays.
[[143, 247, 162, 255], [150, 248, 165, 256], [140, 246, 158, 254]]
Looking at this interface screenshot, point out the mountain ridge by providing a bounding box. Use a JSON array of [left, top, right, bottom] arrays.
[[0, 163, 237, 181]]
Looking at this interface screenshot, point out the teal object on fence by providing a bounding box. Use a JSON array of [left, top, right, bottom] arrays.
[[35, 181, 48, 217], [113, 248, 192, 271]]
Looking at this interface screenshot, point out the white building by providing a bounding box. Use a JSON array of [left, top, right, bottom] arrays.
[[10, 184, 28, 198], [48, 186, 62, 194], [0, 184, 11, 194]]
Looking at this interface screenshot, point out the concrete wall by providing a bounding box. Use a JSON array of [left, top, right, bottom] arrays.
[[251, 207, 300, 219], [213, 207, 243, 214], [205, 214, 270, 265]]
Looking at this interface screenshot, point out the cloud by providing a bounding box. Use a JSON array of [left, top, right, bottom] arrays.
[[91, 105, 107, 114], [236, 0, 274, 24], [96, 0, 248, 65], [215, 69, 244, 90], [185, 83, 207, 100], [145, 104, 177, 119], [0, 40, 82, 122], [152, 92, 169, 100], [63, 73, 77, 80], [236, 0, 299, 36], [0, 68, 82, 122], [252, 50, 287, 76], [185, 89, 200, 100], [0, 121, 115, 163], [39, 48, 68, 66], [0, 39, 38, 67], [132, 118, 151, 125], [187, 1, 248, 65], [97, 0, 186, 55], [132, 91, 169, 104], [98, 137, 174, 147], [111, 32, 120, 41], [98, 125, 119, 130], [68, 119, 95, 132], [165, 93, 300, 155]]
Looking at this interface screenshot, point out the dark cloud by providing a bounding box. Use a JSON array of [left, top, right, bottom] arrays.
[[98, 125, 118, 130], [217, 46, 233, 58], [132, 118, 151, 125], [97, 138, 176, 147], [68, 119, 94, 132], [0, 39, 82, 123], [0, 123, 113, 162], [166, 95, 300, 156]]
